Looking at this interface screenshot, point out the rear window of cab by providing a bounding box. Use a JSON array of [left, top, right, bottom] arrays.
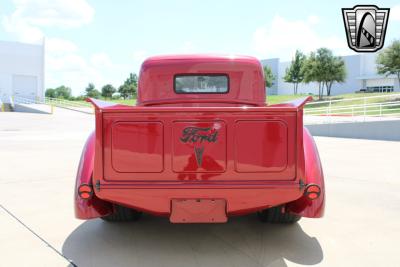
[[174, 74, 229, 94]]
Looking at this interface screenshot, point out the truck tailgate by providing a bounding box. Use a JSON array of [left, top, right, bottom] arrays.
[[90, 98, 309, 184]]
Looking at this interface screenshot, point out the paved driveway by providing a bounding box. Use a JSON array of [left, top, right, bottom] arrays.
[[0, 109, 399, 267]]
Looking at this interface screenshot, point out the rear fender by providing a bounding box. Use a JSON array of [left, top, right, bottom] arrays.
[[74, 131, 113, 219], [286, 127, 325, 218]]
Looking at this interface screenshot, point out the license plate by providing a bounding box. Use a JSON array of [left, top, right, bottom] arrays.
[[170, 199, 227, 223]]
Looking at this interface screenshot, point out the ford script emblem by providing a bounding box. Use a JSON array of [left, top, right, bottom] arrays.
[[180, 127, 219, 167]]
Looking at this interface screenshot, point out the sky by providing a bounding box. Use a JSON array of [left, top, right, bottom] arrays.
[[1, 0, 400, 95]]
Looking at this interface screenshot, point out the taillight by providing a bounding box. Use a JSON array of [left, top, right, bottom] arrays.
[[304, 184, 321, 200], [78, 184, 93, 200]]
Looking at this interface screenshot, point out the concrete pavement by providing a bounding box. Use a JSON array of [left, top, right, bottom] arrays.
[[0, 108, 399, 267]]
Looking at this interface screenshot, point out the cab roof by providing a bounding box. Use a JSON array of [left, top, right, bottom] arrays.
[[137, 54, 266, 106], [143, 54, 260, 63]]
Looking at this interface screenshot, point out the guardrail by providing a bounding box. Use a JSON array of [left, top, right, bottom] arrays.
[[304, 94, 400, 124], [12, 95, 36, 104], [8, 94, 400, 122], [44, 97, 91, 108], [44, 97, 93, 114], [10, 96, 93, 114]]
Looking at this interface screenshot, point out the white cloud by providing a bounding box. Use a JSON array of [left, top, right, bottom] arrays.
[[2, 15, 44, 43], [46, 48, 126, 94], [45, 40, 101, 92], [46, 38, 78, 54], [45, 40, 134, 94], [252, 15, 350, 60], [392, 5, 400, 21], [7, 0, 94, 28], [2, 0, 94, 43], [1, 0, 115, 95], [91, 52, 114, 68]]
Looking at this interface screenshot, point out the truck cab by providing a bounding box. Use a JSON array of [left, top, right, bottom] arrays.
[[137, 54, 265, 107], [75, 55, 325, 224]]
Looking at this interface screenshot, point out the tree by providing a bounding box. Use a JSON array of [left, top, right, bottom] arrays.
[[301, 48, 346, 99], [284, 50, 306, 94], [302, 51, 325, 100], [85, 83, 101, 98], [125, 73, 138, 88], [55, 86, 72, 99], [324, 56, 346, 96], [263, 66, 275, 88], [118, 84, 131, 99], [45, 88, 56, 98], [45, 86, 72, 99], [101, 84, 116, 98], [118, 73, 138, 99], [377, 40, 400, 89]]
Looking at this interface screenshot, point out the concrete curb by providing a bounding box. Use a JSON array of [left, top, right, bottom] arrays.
[[306, 120, 400, 141]]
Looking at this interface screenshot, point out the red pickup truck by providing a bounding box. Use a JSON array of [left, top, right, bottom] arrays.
[[75, 55, 325, 224]]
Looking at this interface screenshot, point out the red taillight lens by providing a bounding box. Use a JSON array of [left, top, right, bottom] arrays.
[[304, 184, 321, 200], [78, 183, 93, 200]]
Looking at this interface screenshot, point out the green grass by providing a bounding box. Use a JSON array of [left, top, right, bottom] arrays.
[[267, 92, 400, 113], [113, 95, 310, 105], [309, 92, 399, 105], [60, 92, 400, 116], [303, 92, 400, 116], [268, 92, 400, 105], [305, 92, 400, 112], [56, 98, 137, 106], [266, 92, 400, 116], [109, 99, 136, 105], [267, 94, 312, 105]]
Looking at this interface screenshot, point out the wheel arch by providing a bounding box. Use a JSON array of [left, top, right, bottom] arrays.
[[74, 131, 113, 219], [286, 127, 326, 218]]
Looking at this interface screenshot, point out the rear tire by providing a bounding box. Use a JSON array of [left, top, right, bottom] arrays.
[[258, 205, 301, 224], [101, 204, 142, 222]]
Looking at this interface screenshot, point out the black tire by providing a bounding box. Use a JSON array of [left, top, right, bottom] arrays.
[[257, 205, 301, 224], [101, 204, 142, 222]]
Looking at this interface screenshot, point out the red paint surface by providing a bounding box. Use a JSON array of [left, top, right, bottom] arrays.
[[74, 55, 325, 221], [110, 121, 164, 173], [286, 128, 325, 218], [137, 55, 266, 107], [74, 132, 112, 219]]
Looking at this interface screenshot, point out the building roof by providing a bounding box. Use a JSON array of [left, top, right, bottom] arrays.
[[355, 75, 397, 80]]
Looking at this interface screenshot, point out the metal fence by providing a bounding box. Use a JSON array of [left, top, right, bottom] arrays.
[[304, 94, 400, 124], [44, 97, 91, 108], [44, 97, 93, 114], [10, 96, 93, 114], [7, 94, 400, 123]]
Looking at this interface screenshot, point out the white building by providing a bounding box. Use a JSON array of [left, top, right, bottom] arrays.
[[261, 53, 400, 95], [0, 40, 45, 103]]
